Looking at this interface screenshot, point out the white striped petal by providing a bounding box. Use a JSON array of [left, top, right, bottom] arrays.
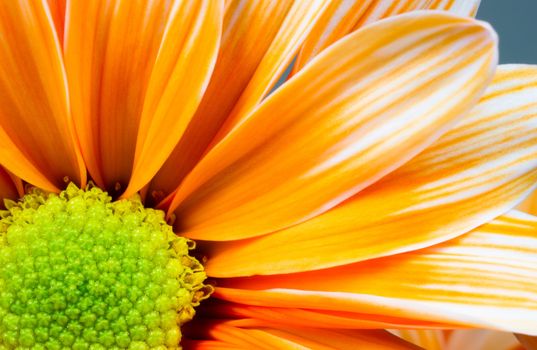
[[146, 0, 329, 202], [292, 0, 481, 73], [205, 65, 537, 277], [168, 12, 497, 243], [214, 211, 537, 335]]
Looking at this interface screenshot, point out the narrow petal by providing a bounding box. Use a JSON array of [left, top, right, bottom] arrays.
[[214, 0, 330, 136], [391, 330, 445, 350], [187, 322, 421, 349], [64, 0, 170, 190], [395, 329, 523, 350], [0, 1, 86, 192], [206, 302, 452, 330], [291, 0, 376, 77], [517, 188, 537, 215], [515, 334, 537, 350], [169, 12, 497, 241], [215, 211, 537, 335], [182, 339, 244, 350], [258, 328, 423, 349], [205, 64, 537, 276], [0, 167, 20, 207], [146, 0, 328, 203], [47, 0, 66, 43], [124, 0, 222, 197], [445, 330, 522, 350], [65, 0, 221, 196], [293, 0, 481, 73]]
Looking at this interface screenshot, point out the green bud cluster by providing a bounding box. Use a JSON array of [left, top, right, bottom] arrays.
[[0, 184, 210, 349]]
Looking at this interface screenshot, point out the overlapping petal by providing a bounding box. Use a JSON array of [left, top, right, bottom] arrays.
[[391, 330, 445, 350], [147, 0, 328, 202], [168, 12, 497, 242], [517, 188, 537, 215], [292, 0, 481, 74], [184, 322, 421, 349], [393, 330, 522, 350], [203, 301, 452, 330], [46, 0, 66, 42], [205, 64, 537, 276], [0, 1, 532, 350], [515, 334, 537, 350], [64, 0, 221, 196], [0, 1, 86, 192], [446, 330, 522, 350], [214, 211, 537, 335], [0, 167, 21, 208], [125, 0, 222, 197]]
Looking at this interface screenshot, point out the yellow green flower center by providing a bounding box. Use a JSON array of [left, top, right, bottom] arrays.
[[0, 184, 210, 349]]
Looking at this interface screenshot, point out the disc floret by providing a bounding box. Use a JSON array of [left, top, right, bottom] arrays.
[[0, 184, 210, 349]]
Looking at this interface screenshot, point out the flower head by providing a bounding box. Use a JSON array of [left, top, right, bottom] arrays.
[[0, 0, 536, 349]]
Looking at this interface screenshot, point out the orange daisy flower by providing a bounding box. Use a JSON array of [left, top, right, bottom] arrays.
[[0, 1, 536, 349]]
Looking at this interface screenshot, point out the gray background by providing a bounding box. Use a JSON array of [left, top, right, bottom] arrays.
[[477, 0, 537, 64]]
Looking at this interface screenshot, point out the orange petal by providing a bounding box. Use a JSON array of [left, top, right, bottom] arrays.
[[213, 0, 331, 139], [0, 1, 86, 192], [169, 12, 496, 241], [46, 0, 66, 43], [124, 0, 222, 197], [182, 339, 244, 350], [207, 302, 453, 330], [258, 328, 423, 350], [0, 167, 20, 207], [146, 0, 328, 203], [64, 0, 169, 190], [292, 0, 481, 74], [65, 1, 221, 196], [517, 188, 537, 215], [390, 330, 445, 350], [204, 64, 537, 276], [214, 211, 537, 335], [290, 0, 375, 77], [188, 322, 421, 350], [395, 329, 523, 350], [515, 334, 537, 350], [444, 330, 522, 350]]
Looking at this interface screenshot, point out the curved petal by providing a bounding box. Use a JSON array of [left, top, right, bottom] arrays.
[[395, 330, 522, 350], [169, 12, 497, 241], [65, 0, 221, 196], [517, 188, 537, 215], [213, 0, 330, 139], [47, 0, 66, 43], [186, 322, 421, 350], [0, 1, 86, 192], [515, 334, 537, 350], [215, 211, 537, 335], [124, 0, 222, 197], [182, 340, 240, 350], [146, 0, 328, 203], [205, 301, 452, 330], [292, 0, 481, 74], [391, 330, 445, 350], [0, 167, 21, 208], [255, 328, 423, 350], [444, 330, 522, 350], [64, 0, 171, 190], [205, 64, 537, 276]]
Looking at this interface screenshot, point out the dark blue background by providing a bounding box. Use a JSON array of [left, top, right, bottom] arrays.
[[477, 0, 537, 64]]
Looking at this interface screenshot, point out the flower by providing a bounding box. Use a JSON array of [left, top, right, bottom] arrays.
[[0, 0, 536, 349]]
